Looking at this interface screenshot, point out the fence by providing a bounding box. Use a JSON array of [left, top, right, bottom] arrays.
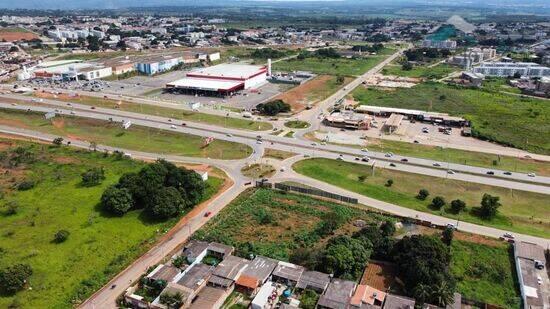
[[273, 183, 358, 204]]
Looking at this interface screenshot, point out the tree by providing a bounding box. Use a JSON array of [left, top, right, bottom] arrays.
[[380, 219, 396, 237], [300, 289, 320, 309], [358, 175, 367, 182], [442, 227, 454, 246], [385, 179, 394, 187], [450, 199, 466, 213], [319, 236, 372, 280], [414, 283, 432, 304], [52, 137, 64, 146], [81, 167, 105, 186], [101, 186, 134, 216], [159, 291, 183, 308], [432, 279, 456, 306], [402, 61, 413, 71], [54, 230, 70, 243], [417, 189, 429, 200], [479, 193, 501, 219], [431, 196, 446, 209], [256, 100, 291, 116], [145, 187, 185, 219], [336, 75, 345, 84], [0, 264, 33, 294]]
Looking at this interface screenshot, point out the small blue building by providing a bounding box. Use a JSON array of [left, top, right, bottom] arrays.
[[135, 55, 183, 75]]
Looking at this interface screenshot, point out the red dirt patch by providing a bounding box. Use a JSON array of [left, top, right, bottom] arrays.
[[360, 260, 399, 291], [0, 30, 38, 42], [274, 75, 333, 112]]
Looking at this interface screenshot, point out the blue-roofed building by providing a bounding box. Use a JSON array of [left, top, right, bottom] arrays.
[[135, 54, 183, 75]]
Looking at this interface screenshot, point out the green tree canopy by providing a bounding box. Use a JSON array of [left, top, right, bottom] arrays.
[[101, 186, 134, 216], [0, 264, 33, 294]]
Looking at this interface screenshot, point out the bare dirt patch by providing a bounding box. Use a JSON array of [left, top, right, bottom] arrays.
[[360, 260, 399, 291], [274, 75, 338, 112], [0, 30, 38, 42]]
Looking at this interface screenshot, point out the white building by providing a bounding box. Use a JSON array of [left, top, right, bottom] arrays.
[[422, 39, 457, 50], [473, 62, 550, 77]]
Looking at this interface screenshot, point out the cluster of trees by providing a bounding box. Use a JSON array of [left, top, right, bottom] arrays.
[[0, 264, 33, 295], [392, 235, 456, 306], [251, 48, 289, 59], [416, 189, 501, 219], [81, 167, 105, 187], [100, 160, 206, 220], [351, 43, 384, 53], [297, 47, 341, 60], [256, 100, 291, 116], [404, 48, 451, 62], [366, 33, 390, 42]]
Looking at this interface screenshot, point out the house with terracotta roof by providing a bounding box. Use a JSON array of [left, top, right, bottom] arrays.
[[350, 285, 386, 308]]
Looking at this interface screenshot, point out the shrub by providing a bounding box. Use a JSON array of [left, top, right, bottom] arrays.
[[159, 292, 183, 308], [479, 194, 501, 220], [54, 230, 70, 243], [385, 179, 394, 187], [0, 264, 33, 294], [256, 100, 291, 116], [52, 137, 64, 146], [3, 201, 19, 216], [358, 175, 367, 182], [450, 199, 466, 213], [17, 180, 35, 191], [101, 186, 134, 216], [416, 189, 429, 200], [81, 167, 106, 186], [431, 196, 446, 209], [172, 256, 186, 269]]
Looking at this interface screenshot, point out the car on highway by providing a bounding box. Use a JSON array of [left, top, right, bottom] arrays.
[[280, 167, 285, 172], [535, 260, 545, 270], [446, 223, 457, 230], [311, 142, 317, 146], [433, 163, 441, 167], [226, 133, 233, 137], [413, 140, 420, 144], [527, 173, 536, 177], [385, 152, 393, 157], [170, 125, 177, 129], [400, 158, 408, 162], [503, 171, 512, 175], [486, 171, 495, 175], [361, 156, 370, 162], [70, 111, 75, 115], [181, 123, 187, 126], [204, 211, 212, 217], [389, 163, 396, 167], [256, 140, 262, 144], [361, 148, 368, 152], [355, 157, 360, 161], [503, 233, 514, 239], [256, 135, 262, 139], [447, 170, 456, 174], [90, 106, 95, 109]]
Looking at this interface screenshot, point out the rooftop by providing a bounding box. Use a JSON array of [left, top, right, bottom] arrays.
[[382, 294, 416, 309], [207, 242, 234, 257], [187, 63, 267, 80], [350, 285, 386, 306], [146, 264, 181, 282], [272, 261, 305, 282], [515, 241, 546, 261], [188, 286, 228, 309], [317, 278, 356, 309], [182, 240, 209, 261], [212, 255, 250, 281], [241, 256, 278, 282], [176, 263, 213, 291], [166, 77, 243, 91], [296, 270, 331, 291]]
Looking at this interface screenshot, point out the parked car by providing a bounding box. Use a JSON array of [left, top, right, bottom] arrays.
[[486, 171, 495, 175], [535, 260, 545, 270]]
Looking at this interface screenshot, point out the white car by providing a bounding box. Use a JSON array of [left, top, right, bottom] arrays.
[[170, 125, 177, 129], [433, 162, 441, 167], [361, 148, 368, 152], [256, 140, 262, 144], [385, 152, 393, 158], [447, 170, 456, 174], [226, 133, 233, 137], [527, 173, 536, 177]]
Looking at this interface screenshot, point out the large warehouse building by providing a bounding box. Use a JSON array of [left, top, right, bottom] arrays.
[[166, 63, 268, 96]]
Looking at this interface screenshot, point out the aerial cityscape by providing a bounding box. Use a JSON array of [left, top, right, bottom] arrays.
[[0, 1, 548, 309]]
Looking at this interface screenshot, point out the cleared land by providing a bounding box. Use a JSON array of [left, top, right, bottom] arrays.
[[382, 63, 457, 79], [0, 109, 252, 159], [262, 148, 296, 160], [293, 158, 550, 238], [0, 28, 38, 42], [240, 163, 276, 179], [33, 92, 272, 131], [284, 120, 310, 129], [193, 188, 389, 261], [273, 53, 393, 76], [352, 82, 550, 154], [274, 75, 352, 112], [451, 241, 520, 308], [0, 139, 224, 308]]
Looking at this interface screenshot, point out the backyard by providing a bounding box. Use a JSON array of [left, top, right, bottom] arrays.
[[293, 158, 550, 238], [352, 82, 550, 154], [0, 138, 224, 308], [0, 109, 252, 159]]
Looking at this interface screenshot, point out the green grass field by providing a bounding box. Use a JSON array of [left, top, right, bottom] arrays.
[[193, 188, 391, 261], [0, 139, 224, 308], [451, 241, 520, 308], [284, 120, 310, 129], [32, 94, 272, 131], [293, 158, 550, 238], [273, 53, 393, 76], [352, 82, 550, 154], [382, 63, 457, 79], [481, 77, 522, 94], [0, 109, 252, 159]]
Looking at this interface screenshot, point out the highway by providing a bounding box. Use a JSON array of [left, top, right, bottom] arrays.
[[1, 102, 549, 195]]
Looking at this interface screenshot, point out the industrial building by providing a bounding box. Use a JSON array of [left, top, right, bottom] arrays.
[[135, 54, 183, 75], [323, 111, 371, 130], [355, 105, 468, 127], [513, 242, 549, 309], [421, 39, 457, 50], [473, 62, 550, 77], [31, 60, 113, 80], [166, 63, 268, 96]]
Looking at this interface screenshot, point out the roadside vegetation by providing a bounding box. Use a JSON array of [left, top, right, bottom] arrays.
[[352, 82, 550, 154], [0, 109, 252, 159], [0, 138, 224, 308], [31, 93, 272, 131], [293, 158, 550, 237], [262, 148, 296, 160], [284, 120, 310, 129], [240, 163, 276, 179], [382, 62, 457, 79]]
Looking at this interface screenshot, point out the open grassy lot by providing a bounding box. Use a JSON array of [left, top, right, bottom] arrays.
[[382, 63, 457, 79], [263, 148, 296, 160], [193, 188, 391, 261], [0, 139, 224, 308], [284, 120, 310, 129], [481, 77, 522, 94], [293, 158, 550, 238], [451, 241, 520, 308], [33, 92, 272, 131], [352, 82, 550, 155], [274, 75, 352, 111], [273, 53, 393, 76], [240, 163, 276, 179], [0, 109, 252, 159]]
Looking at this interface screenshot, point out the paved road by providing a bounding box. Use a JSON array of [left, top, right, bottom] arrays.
[[2, 102, 549, 194]]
